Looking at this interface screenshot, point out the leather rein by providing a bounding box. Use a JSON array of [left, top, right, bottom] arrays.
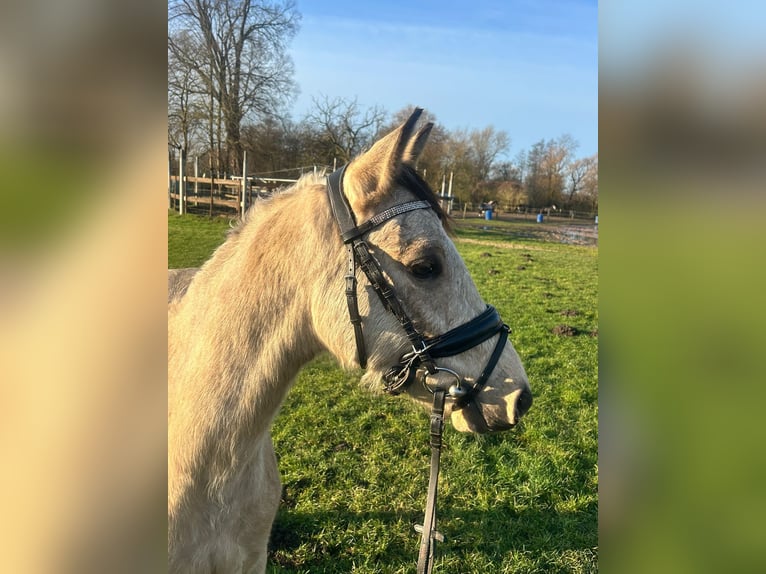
[[326, 166, 510, 573]]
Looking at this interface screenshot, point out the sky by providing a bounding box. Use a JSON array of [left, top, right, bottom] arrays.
[[287, 0, 598, 159]]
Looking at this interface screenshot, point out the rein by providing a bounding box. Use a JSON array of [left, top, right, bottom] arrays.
[[326, 166, 510, 573]]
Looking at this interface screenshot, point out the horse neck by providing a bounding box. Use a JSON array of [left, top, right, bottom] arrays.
[[169, 182, 337, 461]]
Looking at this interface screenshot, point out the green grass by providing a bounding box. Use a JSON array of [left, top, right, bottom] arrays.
[[167, 211, 232, 268], [169, 213, 598, 573]]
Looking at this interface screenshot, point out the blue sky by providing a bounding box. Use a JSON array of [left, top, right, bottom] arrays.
[[287, 0, 598, 158]]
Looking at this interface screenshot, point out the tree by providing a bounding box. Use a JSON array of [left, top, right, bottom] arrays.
[[440, 126, 510, 204], [305, 95, 386, 164], [576, 154, 598, 212], [241, 116, 289, 174], [524, 140, 546, 207], [495, 180, 527, 211], [168, 36, 206, 157], [470, 126, 510, 182], [564, 154, 597, 209], [440, 129, 475, 203], [524, 135, 579, 208], [169, 0, 300, 174]]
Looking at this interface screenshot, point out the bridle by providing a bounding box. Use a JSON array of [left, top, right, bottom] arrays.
[[326, 165, 511, 573], [326, 166, 510, 405]]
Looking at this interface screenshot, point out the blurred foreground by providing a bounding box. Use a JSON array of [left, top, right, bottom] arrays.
[[600, 2, 766, 573], [0, 0, 167, 572]]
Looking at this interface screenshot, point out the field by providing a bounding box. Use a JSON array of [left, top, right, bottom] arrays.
[[168, 211, 598, 573]]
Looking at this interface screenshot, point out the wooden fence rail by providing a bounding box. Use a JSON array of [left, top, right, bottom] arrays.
[[168, 174, 294, 217]]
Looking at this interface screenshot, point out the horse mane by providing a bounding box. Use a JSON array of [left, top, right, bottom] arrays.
[[226, 172, 326, 239]]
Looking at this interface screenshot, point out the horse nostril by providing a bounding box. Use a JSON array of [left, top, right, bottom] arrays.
[[516, 386, 533, 419]]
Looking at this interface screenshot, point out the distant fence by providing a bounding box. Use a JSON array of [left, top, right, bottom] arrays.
[[168, 174, 297, 217], [168, 150, 333, 217], [168, 152, 597, 222]]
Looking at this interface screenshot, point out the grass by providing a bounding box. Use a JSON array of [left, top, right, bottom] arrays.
[[167, 211, 232, 267], [169, 213, 598, 573]]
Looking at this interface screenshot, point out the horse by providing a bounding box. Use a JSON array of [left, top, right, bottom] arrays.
[[168, 108, 533, 573]]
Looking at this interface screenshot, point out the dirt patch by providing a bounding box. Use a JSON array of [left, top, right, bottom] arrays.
[[516, 265, 527, 271], [561, 309, 579, 317], [552, 324, 580, 336], [457, 219, 598, 247], [488, 269, 500, 275], [457, 237, 548, 251]]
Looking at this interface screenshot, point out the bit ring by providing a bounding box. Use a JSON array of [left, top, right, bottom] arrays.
[[422, 366, 463, 395]]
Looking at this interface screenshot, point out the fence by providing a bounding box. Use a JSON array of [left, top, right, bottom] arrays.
[[168, 174, 299, 217], [168, 151, 330, 217], [168, 152, 597, 222]]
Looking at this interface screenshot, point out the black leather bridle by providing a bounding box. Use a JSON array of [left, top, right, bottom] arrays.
[[326, 165, 512, 572], [326, 166, 510, 405]]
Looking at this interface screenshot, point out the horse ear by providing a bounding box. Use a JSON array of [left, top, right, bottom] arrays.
[[402, 122, 433, 167], [343, 108, 425, 215]]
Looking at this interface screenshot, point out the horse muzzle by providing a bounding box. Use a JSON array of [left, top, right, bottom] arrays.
[[450, 384, 533, 433]]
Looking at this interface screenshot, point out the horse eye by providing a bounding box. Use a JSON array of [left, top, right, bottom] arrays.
[[409, 259, 441, 279]]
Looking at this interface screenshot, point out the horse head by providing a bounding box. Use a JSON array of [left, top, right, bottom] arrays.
[[316, 108, 532, 433]]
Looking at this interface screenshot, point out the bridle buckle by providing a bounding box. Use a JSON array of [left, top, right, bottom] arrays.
[[411, 340, 429, 356]]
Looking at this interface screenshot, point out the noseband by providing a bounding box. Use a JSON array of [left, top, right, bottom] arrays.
[[327, 166, 512, 573], [326, 166, 510, 407]]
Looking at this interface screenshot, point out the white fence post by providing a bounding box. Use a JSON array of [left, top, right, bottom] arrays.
[[241, 150, 247, 217], [178, 147, 185, 215], [168, 148, 172, 209], [194, 156, 199, 206]]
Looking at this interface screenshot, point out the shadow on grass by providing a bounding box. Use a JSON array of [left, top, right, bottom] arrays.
[[268, 500, 597, 571]]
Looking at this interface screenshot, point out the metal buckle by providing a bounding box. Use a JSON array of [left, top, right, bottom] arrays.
[[345, 274, 356, 294], [411, 340, 429, 356], [421, 366, 463, 395]]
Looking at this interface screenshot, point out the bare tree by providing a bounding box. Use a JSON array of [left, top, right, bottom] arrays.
[[470, 126, 510, 181], [525, 135, 579, 208], [440, 129, 475, 203], [565, 154, 597, 209], [305, 95, 386, 163], [168, 36, 206, 157], [169, 0, 300, 174], [578, 154, 598, 212], [523, 141, 542, 207], [440, 126, 510, 204]]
